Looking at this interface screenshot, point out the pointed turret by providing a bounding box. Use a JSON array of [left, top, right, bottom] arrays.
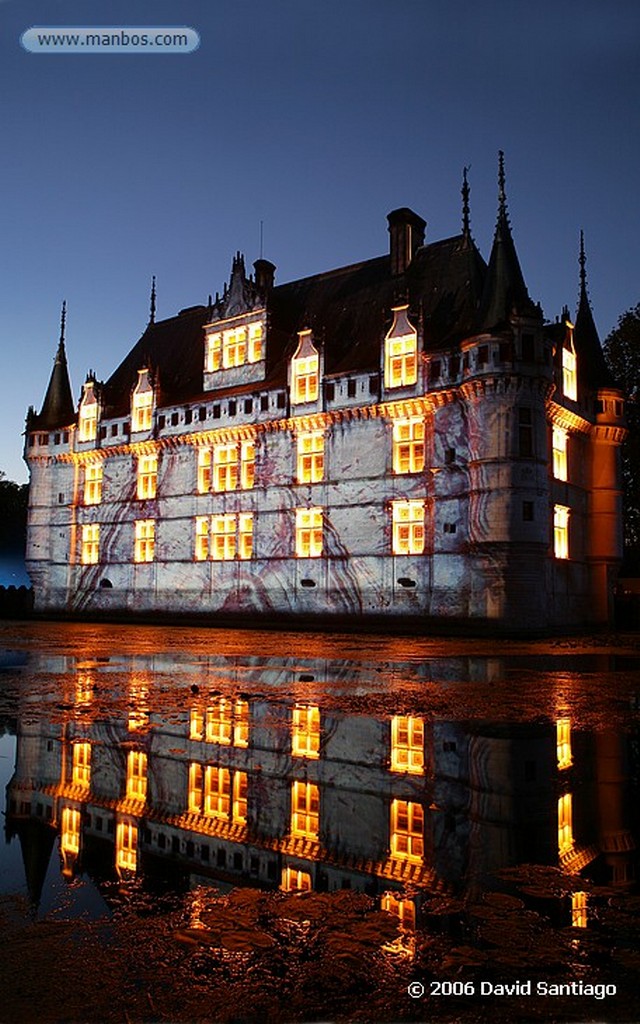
[[35, 302, 75, 429], [574, 230, 614, 388], [479, 152, 538, 330], [149, 275, 156, 325]]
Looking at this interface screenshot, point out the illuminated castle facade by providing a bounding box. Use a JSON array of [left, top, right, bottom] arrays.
[[24, 160, 626, 631]]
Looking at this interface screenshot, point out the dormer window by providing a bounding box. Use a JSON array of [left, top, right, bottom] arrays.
[[384, 306, 418, 389], [78, 381, 99, 442], [131, 369, 154, 432], [291, 330, 319, 405], [205, 317, 265, 373]]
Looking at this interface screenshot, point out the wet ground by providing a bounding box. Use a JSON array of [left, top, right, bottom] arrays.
[[1, 620, 640, 1023]]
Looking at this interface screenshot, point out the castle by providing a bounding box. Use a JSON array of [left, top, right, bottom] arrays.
[[24, 157, 627, 631]]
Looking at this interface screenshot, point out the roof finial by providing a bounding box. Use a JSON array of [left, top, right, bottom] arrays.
[[497, 150, 507, 219], [579, 229, 587, 293], [59, 300, 67, 347], [461, 166, 471, 238], [149, 275, 156, 324]]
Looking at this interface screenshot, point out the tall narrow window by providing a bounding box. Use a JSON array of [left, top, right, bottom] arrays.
[[204, 766, 231, 819], [552, 425, 568, 481], [384, 306, 418, 388], [240, 440, 255, 489], [72, 742, 91, 789], [392, 418, 425, 474], [248, 322, 264, 362], [553, 505, 570, 560], [195, 516, 209, 561], [572, 892, 588, 928], [390, 799, 424, 863], [211, 513, 235, 561], [61, 806, 81, 856], [390, 716, 424, 774], [223, 326, 247, 368], [297, 431, 324, 483], [295, 507, 323, 557], [214, 443, 238, 492], [197, 448, 212, 493], [291, 781, 319, 839], [188, 762, 203, 814], [116, 819, 138, 872], [558, 793, 573, 854], [126, 750, 148, 802], [81, 523, 100, 565], [238, 513, 253, 560], [131, 369, 154, 432], [562, 346, 577, 401], [190, 707, 204, 741], [206, 699, 232, 745], [291, 330, 319, 404], [137, 453, 158, 500], [206, 332, 222, 372], [134, 519, 155, 563], [392, 500, 425, 555], [518, 408, 533, 457], [84, 464, 103, 505], [557, 718, 572, 769], [292, 705, 321, 759], [232, 771, 248, 824], [233, 699, 250, 747], [78, 382, 99, 442]]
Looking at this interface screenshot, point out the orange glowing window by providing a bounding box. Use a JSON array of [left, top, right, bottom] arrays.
[[297, 431, 324, 484], [233, 699, 250, 747], [291, 330, 319, 405], [557, 718, 572, 769], [223, 326, 247, 368], [72, 742, 91, 789], [248, 321, 264, 362], [292, 705, 320, 759], [562, 346, 577, 401], [134, 519, 155, 563], [128, 678, 150, 733], [390, 799, 424, 863], [291, 780, 319, 839], [61, 806, 81, 855], [558, 793, 573, 854], [392, 500, 425, 555], [385, 306, 418, 389], [81, 523, 100, 565], [78, 382, 98, 442], [390, 716, 424, 774], [232, 771, 248, 824], [572, 891, 587, 928], [281, 866, 312, 892], [393, 418, 425, 474], [116, 819, 138, 872], [75, 672, 93, 706], [240, 440, 255, 490], [210, 513, 253, 561], [131, 370, 154, 432], [206, 699, 233, 745], [553, 505, 570, 560], [195, 516, 209, 561], [197, 448, 212, 493], [126, 750, 148, 802], [188, 762, 203, 813], [206, 331, 222, 372], [190, 706, 204, 740], [381, 892, 416, 932], [295, 507, 322, 558], [137, 453, 158, 500], [214, 443, 238, 492], [204, 766, 231, 819], [552, 426, 568, 481], [84, 464, 103, 505]]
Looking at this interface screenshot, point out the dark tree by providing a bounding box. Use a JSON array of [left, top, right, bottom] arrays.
[[0, 472, 29, 556], [603, 304, 640, 565]]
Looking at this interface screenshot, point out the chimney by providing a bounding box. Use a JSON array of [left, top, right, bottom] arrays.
[[387, 208, 426, 277], [254, 258, 276, 293]]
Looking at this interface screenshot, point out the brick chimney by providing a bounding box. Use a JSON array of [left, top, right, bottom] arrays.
[[387, 208, 426, 277], [254, 258, 276, 293]]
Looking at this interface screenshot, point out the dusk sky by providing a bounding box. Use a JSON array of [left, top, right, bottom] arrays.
[[1, 0, 638, 485]]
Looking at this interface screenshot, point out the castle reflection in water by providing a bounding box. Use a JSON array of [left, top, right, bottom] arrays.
[[5, 648, 637, 934]]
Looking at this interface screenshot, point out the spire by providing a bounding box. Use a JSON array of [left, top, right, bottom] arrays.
[[36, 304, 75, 429], [479, 151, 537, 330], [573, 230, 613, 388], [149, 275, 156, 325], [461, 166, 471, 244]]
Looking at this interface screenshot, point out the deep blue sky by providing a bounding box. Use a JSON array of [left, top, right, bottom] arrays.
[[1, 0, 639, 484]]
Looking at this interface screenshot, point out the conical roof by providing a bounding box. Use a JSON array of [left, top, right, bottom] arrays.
[[32, 304, 75, 430], [573, 231, 615, 389]]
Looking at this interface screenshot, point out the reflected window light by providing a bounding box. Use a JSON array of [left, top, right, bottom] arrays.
[[126, 750, 148, 802], [390, 716, 424, 774], [71, 741, 91, 789], [291, 780, 319, 840], [232, 771, 248, 824], [75, 672, 93, 706], [381, 892, 416, 932], [558, 792, 573, 854], [292, 704, 320, 759], [128, 679, 150, 733], [188, 762, 203, 814], [206, 699, 232, 744], [61, 805, 81, 856], [390, 799, 424, 863], [190, 706, 204, 741], [557, 718, 572, 769], [204, 766, 231, 819], [572, 891, 588, 928], [116, 819, 138, 873], [281, 866, 312, 892], [233, 699, 250, 747]]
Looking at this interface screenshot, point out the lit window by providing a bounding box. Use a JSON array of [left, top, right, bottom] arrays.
[[233, 699, 250, 747], [197, 448, 212, 493], [291, 330, 319, 405], [206, 332, 222, 372], [232, 771, 248, 824], [384, 306, 418, 389], [210, 513, 253, 561], [297, 431, 324, 483], [552, 426, 568, 481], [292, 705, 320, 759], [553, 505, 570, 560], [131, 369, 154, 432], [392, 500, 425, 555], [84, 464, 103, 505], [137, 453, 158, 500], [240, 440, 255, 489], [558, 793, 573, 854], [238, 513, 253, 560], [190, 707, 204, 740], [390, 799, 424, 863], [134, 519, 155, 563], [248, 322, 264, 362], [390, 716, 424, 774], [195, 516, 209, 561], [126, 750, 148, 802], [393, 418, 425, 474], [81, 523, 100, 565], [381, 892, 416, 932], [281, 866, 312, 892], [214, 443, 238, 492], [557, 718, 572, 769], [61, 806, 81, 856], [78, 382, 99, 442], [72, 742, 91, 789], [116, 819, 138, 872], [562, 346, 577, 401], [204, 766, 231, 819], [572, 891, 587, 928], [206, 699, 232, 745], [295, 507, 323, 558], [223, 326, 247, 368], [291, 780, 319, 839], [188, 762, 203, 813]]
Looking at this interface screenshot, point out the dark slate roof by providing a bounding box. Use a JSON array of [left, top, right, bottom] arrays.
[[32, 340, 75, 430], [574, 285, 615, 390], [479, 208, 538, 330]]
